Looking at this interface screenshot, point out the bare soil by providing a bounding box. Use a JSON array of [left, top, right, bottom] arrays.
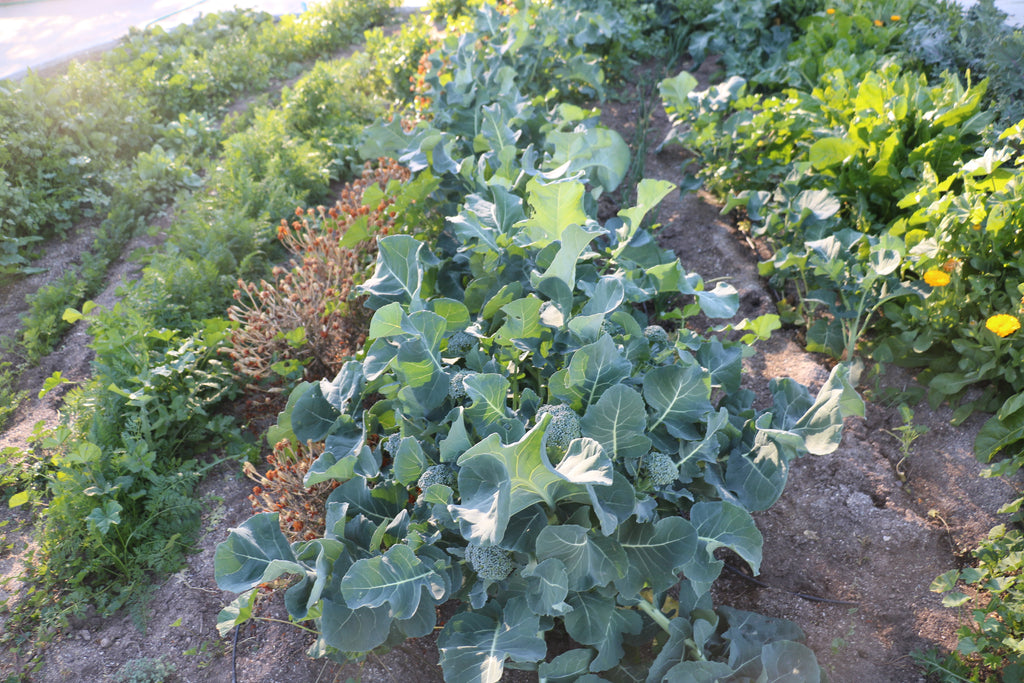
[[0, 50, 1020, 683]]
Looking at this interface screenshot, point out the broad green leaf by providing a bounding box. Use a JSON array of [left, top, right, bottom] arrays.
[[340, 544, 446, 620], [320, 361, 364, 414], [589, 472, 637, 536], [392, 437, 428, 486], [795, 189, 840, 221], [546, 127, 631, 192], [613, 179, 677, 257], [8, 490, 29, 507], [566, 335, 633, 407], [663, 661, 735, 681], [793, 362, 864, 455], [539, 648, 594, 682], [660, 70, 699, 116], [718, 606, 805, 676], [759, 640, 821, 682], [691, 500, 763, 575], [360, 235, 428, 309], [464, 373, 523, 440], [217, 589, 257, 637], [86, 500, 122, 535], [432, 298, 471, 333], [458, 420, 600, 518], [291, 383, 340, 443], [581, 384, 653, 462], [809, 136, 858, 171], [564, 592, 643, 671], [522, 558, 572, 616], [449, 454, 512, 545], [306, 416, 377, 485], [644, 363, 712, 439], [320, 597, 393, 653], [215, 513, 303, 593], [497, 295, 549, 352], [726, 429, 792, 511], [975, 409, 1024, 464], [438, 599, 546, 683], [518, 176, 587, 245], [533, 223, 601, 294], [614, 516, 697, 598], [368, 301, 405, 340], [535, 524, 627, 591], [440, 408, 473, 462]]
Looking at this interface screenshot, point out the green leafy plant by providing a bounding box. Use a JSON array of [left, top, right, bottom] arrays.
[[215, 6, 861, 679], [928, 524, 1024, 681]]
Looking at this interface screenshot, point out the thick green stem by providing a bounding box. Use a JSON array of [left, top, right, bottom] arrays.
[[636, 595, 672, 634]]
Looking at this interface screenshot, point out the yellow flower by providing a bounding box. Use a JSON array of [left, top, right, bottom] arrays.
[[826, 8, 835, 14], [923, 270, 950, 287], [986, 314, 1021, 338], [874, 18, 884, 26], [890, 14, 901, 21]]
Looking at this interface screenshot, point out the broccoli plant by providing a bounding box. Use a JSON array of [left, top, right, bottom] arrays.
[[215, 4, 859, 681]]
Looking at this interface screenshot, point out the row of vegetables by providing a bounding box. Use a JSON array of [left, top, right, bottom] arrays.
[[3, 0, 1024, 679]]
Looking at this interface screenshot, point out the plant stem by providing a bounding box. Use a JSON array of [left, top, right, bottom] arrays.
[[635, 595, 671, 634]]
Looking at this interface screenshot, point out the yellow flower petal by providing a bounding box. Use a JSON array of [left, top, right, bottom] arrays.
[[826, 8, 836, 14], [986, 314, 1021, 338], [891, 14, 901, 21], [923, 270, 950, 287], [874, 19, 884, 26]]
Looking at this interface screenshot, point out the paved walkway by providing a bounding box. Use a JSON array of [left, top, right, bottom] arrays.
[[0, 0, 424, 81]]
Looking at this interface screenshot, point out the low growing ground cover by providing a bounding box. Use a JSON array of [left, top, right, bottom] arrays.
[[1, 0, 1024, 681]]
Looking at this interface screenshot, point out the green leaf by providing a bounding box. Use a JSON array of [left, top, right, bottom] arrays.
[[794, 363, 864, 455], [692, 500, 762, 574], [7, 490, 29, 507], [360, 235, 428, 309], [464, 373, 522, 440], [760, 640, 821, 682], [566, 335, 633, 408], [217, 589, 257, 637], [518, 176, 588, 245], [392, 437, 428, 486], [320, 597, 393, 652], [449, 454, 512, 545], [438, 599, 546, 683], [809, 136, 858, 171], [546, 127, 631, 192], [535, 524, 627, 591], [660, 70, 699, 116], [644, 363, 712, 439], [539, 648, 594, 682], [215, 513, 304, 593], [522, 558, 572, 616], [291, 383, 341, 443], [564, 592, 643, 671], [614, 516, 697, 598], [341, 544, 446, 620], [533, 223, 601, 294], [86, 500, 122, 535], [581, 383, 652, 462]]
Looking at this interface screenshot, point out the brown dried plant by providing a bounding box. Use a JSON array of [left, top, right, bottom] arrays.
[[244, 438, 340, 542], [226, 159, 411, 386]]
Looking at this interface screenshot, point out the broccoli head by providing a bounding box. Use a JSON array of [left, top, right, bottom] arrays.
[[417, 464, 458, 490], [536, 403, 581, 455], [446, 331, 476, 357], [643, 451, 678, 487], [644, 325, 670, 349], [383, 433, 402, 456], [465, 544, 514, 581], [449, 370, 474, 401]]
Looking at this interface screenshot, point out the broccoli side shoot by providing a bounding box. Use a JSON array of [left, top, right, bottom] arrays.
[[644, 324, 670, 350], [449, 369, 474, 401], [446, 331, 476, 357], [536, 403, 581, 456], [417, 464, 457, 490], [465, 544, 514, 581], [643, 451, 678, 487], [383, 433, 402, 456]]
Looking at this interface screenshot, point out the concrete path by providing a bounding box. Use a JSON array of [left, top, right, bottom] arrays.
[[0, 0, 425, 81]]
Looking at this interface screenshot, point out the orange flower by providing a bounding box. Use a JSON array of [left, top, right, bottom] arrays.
[[826, 8, 835, 14], [923, 270, 950, 287], [986, 314, 1021, 338], [890, 14, 901, 21], [874, 19, 884, 26]]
